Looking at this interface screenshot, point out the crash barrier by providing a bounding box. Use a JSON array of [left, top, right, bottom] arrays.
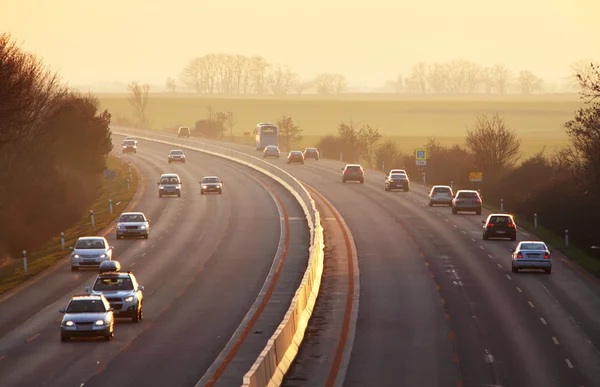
[[112, 127, 325, 386]]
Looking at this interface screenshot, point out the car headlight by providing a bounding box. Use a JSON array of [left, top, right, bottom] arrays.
[[202, 185, 207, 189], [159, 186, 165, 189], [95, 320, 105, 326], [65, 321, 74, 326], [124, 296, 134, 302], [73, 254, 80, 259], [140, 225, 146, 230], [216, 185, 222, 188], [100, 253, 107, 258]]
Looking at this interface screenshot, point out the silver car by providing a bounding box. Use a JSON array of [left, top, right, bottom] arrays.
[[200, 176, 223, 194], [511, 241, 552, 274], [59, 295, 114, 341], [116, 212, 150, 239], [85, 271, 144, 322], [429, 185, 453, 206], [158, 173, 182, 197], [71, 237, 114, 271], [263, 145, 280, 158], [452, 190, 482, 215], [168, 149, 186, 163]]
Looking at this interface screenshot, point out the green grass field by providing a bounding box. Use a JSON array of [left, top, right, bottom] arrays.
[[98, 93, 583, 160], [0, 155, 138, 294]]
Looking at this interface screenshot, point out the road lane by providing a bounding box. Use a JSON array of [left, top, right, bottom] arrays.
[[0, 136, 306, 387]]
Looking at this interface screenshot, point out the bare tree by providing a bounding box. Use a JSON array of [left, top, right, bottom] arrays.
[[337, 121, 363, 162], [427, 62, 448, 94], [479, 67, 495, 94], [333, 74, 347, 95], [407, 62, 428, 94], [276, 115, 302, 151], [569, 59, 596, 91], [128, 82, 150, 129], [465, 114, 521, 173], [180, 57, 203, 93], [517, 70, 543, 94], [576, 62, 600, 101], [268, 64, 296, 95], [463, 61, 481, 94], [315, 73, 335, 95], [165, 77, 176, 93], [492, 64, 513, 94], [294, 79, 314, 95], [358, 125, 381, 167]]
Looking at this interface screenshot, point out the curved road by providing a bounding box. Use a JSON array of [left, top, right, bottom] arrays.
[[0, 135, 307, 387], [155, 133, 600, 387]]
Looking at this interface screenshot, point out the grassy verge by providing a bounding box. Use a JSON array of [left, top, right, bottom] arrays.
[[0, 155, 138, 294]]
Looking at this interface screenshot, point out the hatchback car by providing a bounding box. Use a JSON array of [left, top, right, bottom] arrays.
[[177, 126, 190, 137], [168, 150, 186, 163], [303, 148, 319, 160], [59, 295, 114, 341], [429, 185, 453, 206], [482, 214, 517, 241], [85, 271, 144, 322], [116, 212, 150, 239], [287, 151, 305, 164], [158, 173, 182, 197], [385, 173, 410, 191], [124, 136, 137, 144], [263, 145, 280, 158], [200, 176, 223, 194], [342, 164, 364, 183], [99, 260, 121, 273], [71, 237, 114, 271], [452, 190, 482, 215], [511, 241, 552, 274], [122, 139, 137, 154]]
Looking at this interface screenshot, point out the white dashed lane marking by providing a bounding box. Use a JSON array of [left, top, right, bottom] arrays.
[[497, 264, 503, 269], [488, 254, 493, 259], [506, 275, 512, 280], [528, 301, 535, 308], [552, 336, 560, 345], [516, 287, 523, 293], [540, 317, 547, 325], [565, 359, 574, 369]]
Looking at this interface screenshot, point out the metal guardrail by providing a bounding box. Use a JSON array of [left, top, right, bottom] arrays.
[[112, 127, 325, 386]]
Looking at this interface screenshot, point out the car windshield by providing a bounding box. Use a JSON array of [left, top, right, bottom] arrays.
[[124, 141, 135, 146], [489, 216, 511, 224], [119, 214, 145, 222], [520, 243, 546, 250], [290, 152, 302, 156], [93, 277, 134, 291], [391, 170, 406, 174], [265, 146, 278, 151], [433, 187, 451, 193], [161, 177, 179, 184], [203, 178, 220, 184], [66, 299, 107, 313], [179, 127, 189, 132], [170, 151, 183, 155], [305, 148, 317, 152], [457, 192, 479, 198], [75, 239, 105, 249], [346, 166, 362, 171]]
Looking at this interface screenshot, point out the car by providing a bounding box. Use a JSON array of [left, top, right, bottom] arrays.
[[71, 237, 114, 271], [178, 126, 190, 137], [303, 148, 319, 160], [287, 151, 304, 164], [385, 173, 410, 191], [200, 176, 223, 194], [99, 260, 121, 273], [388, 169, 407, 176], [85, 271, 144, 322], [122, 139, 137, 154], [452, 190, 482, 215], [158, 173, 182, 197], [116, 212, 150, 239], [124, 136, 137, 144], [428, 185, 453, 206], [263, 145, 280, 158], [168, 150, 186, 163], [59, 294, 114, 341], [342, 164, 364, 183], [482, 213, 517, 241], [511, 241, 552, 274]]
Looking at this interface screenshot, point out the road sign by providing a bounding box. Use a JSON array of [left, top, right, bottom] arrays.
[[469, 172, 483, 182], [415, 149, 427, 160], [416, 160, 427, 166], [103, 169, 117, 179]]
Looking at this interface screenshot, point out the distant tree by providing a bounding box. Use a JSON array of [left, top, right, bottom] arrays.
[[407, 62, 428, 94], [268, 64, 296, 96], [180, 57, 203, 93], [445, 59, 468, 94], [294, 79, 314, 95], [479, 67, 495, 94], [165, 77, 176, 93], [491, 64, 513, 94], [276, 115, 302, 151], [128, 82, 150, 128], [375, 140, 399, 172], [427, 62, 448, 94], [517, 70, 543, 94], [215, 111, 236, 138], [333, 74, 347, 94], [315, 73, 346, 95], [463, 61, 481, 94], [358, 125, 381, 167], [576, 62, 600, 101], [568, 59, 596, 91], [465, 114, 521, 173], [337, 121, 365, 162]]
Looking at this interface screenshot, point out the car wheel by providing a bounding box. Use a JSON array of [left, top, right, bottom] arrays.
[[144, 234, 149, 239], [178, 193, 181, 197], [405, 187, 410, 192], [116, 234, 120, 240], [61, 333, 70, 342], [545, 267, 552, 274], [159, 193, 162, 198], [452, 208, 457, 215], [511, 235, 516, 241], [200, 190, 204, 195], [429, 202, 433, 206], [219, 190, 223, 194], [342, 179, 346, 183], [71, 266, 78, 272], [512, 265, 518, 273], [483, 233, 489, 240], [104, 330, 113, 341], [132, 303, 143, 323], [168, 160, 171, 164], [476, 209, 481, 215], [360, 179, 364, 184]]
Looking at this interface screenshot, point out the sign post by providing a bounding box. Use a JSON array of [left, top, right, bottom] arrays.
[[469, 172, 483, 191], [415, 149, 427, 184]]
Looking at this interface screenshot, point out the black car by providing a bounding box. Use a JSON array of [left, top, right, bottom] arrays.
[[385, 173, 410, 191], [178, 127, 190, 137], [168, 150, 186, 163], [303, 148, 319, 160], [287, 151, 304, 164], [482, 214, 517, 241]]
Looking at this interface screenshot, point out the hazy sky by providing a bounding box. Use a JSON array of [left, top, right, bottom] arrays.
[[2, 0, 598, 87]]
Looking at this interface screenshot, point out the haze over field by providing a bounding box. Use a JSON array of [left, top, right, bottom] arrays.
[[1, 0, 598, 89]]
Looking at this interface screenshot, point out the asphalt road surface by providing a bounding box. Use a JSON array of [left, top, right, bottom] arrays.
[[163, 135, 600, 387], [0, 136, 306, 387]]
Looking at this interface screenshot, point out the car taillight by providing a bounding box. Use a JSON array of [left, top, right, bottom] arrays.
[[487, 223, 494, 227], [508, 223, 515, 228], [543, 252, 550, 259], [476, 198, 482, 203], [516, 252, 523, 259]]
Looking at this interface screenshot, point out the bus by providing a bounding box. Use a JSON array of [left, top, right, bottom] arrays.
[[254, 122, 278, 150]]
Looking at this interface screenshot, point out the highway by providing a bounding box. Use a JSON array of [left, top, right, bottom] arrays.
[[152, 133, 600, 387], [0, 135, 309, 387]]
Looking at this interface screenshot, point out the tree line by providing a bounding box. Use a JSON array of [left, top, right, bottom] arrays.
[[0, 33, 113, 258], [169, 54, 592, 95], [316, 62, 600, 259]]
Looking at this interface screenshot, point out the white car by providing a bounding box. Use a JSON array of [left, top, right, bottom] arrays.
[[71, 237, 114, 271], [428, 185, 454, 206], [158, 173, 182, 197], [116, 212, 150, 239]]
